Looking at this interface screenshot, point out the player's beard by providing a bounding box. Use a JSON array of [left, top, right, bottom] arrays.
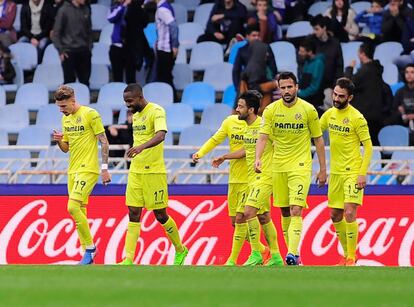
[[282, 93, 296, 104], [237, 113, 248, 120], [333, 100, 348, 109]]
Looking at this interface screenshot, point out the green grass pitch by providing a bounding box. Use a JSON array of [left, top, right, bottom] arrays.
[[0, 266, 413, 306]]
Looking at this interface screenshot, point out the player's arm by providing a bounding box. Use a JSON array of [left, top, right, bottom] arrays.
[[313, 136, 327, 187], [97, 132, 111, 185], [127, 130, 166, 158], [193, 120, 228, 163], [255, 133, 269, 173], [53, 129, 69, 153], [357, 138, 373, 189], [211, 148, 246, 168]]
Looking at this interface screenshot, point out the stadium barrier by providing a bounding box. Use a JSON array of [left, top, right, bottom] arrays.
[[0, 184, 413, 266]]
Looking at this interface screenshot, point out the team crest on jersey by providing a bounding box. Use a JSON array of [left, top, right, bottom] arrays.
[[343, 117, 350, 125], [142, 116, 147, 121], [76, 117, 81, 124], [295, 113, 302, 120]]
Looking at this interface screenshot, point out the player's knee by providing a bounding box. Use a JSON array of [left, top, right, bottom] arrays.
[[330, 210, 343, 223], [280, 207, 290, 217], [235, 213, 245, 224], [67, 199, 81, 216], [128, 207, 142, 222], [244, 206, 257, 220], [257, 213, 270, 224], [290, 206, 302, 217], [154, 210, 169, 224], [344, 209, 356, 222]]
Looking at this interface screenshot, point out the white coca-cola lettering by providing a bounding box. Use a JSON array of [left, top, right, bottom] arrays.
[[398, 221, 414, 266], [359, 218, 395, 256]]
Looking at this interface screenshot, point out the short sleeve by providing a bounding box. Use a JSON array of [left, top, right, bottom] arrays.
[[319, 110, 328, 132], [87, 108, 105, 135], [354, 116, 371, 142], [153, 106, 168, 133], [308, 106, 322, 138], [259, 106, 272, 135]]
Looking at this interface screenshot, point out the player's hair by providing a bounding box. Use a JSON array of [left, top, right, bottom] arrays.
[[405, 63, 414, 71], [54, 85, 75, 101], [238, 90, 262, 114], [277, 71, 297, 85], [359, 42, 374, 60], [124, 83, 143, 96], [299, 38, 316, 53], [336, 77, 355, 95]]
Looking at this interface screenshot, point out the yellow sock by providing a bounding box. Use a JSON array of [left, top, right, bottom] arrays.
[[288, 216, 302, 255], [67, 199, 93, 247], [125, 221, 141, 261], [162, 217, 184, 253], [333, 219, 348, 258], [262, 221, 280, 255], [79, 205, 87, 251], [281, 216, 291, 248], [229, 223, 247, 262], [346, 221, 358, 261], [247, 217, 261, 252]]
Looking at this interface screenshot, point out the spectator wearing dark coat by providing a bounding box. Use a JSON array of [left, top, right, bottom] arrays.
[[0, 0, 17, 47], [0, 44, 15, 84], [381, 0, 414, 42], [247, 0, 280, 44]]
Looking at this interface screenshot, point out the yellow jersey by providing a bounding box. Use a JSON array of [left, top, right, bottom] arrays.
[[62, 105, 105, 174], [320, 104, 371, 175], [244, 116, 273, 183], [197, 115, 248, 184], [130, 103, 168, 174], [260, 98, 322, 172]]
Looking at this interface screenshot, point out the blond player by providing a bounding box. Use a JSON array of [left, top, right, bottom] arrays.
[[53, 85, 111, 265], [212, 90, 284, 266], [118, 83, 187, 265], [256, 72, 327, 265], [320, 78, 372, 266], [192, 109, 270, 265]]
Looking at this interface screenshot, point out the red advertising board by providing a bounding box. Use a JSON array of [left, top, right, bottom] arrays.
[[0, 195, 413, 266]]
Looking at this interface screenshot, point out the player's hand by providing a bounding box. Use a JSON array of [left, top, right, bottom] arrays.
[[316, 169, 327, 187], [254, 159, 262, 173], [211, 156, 225, 168], [127, 146, 143, 158], [192, 153, 200, 163], [357, 175, 366, 190], [101, 169, 111, 185], [52, 129, 64, 142]]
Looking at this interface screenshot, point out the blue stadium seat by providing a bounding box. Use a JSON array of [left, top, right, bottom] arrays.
[[17, 126, 51, 146], [178, 22, 204, 50], [374, 42, 403, 66], [35, 104, 63, 130], [228, 40, 247, 65], [164, 130, 173, 145], [270, 41, 298, 74], [341, 41, 362, 69], [143, 82, 174, 107], [171, 3, 187, 25], [382, 64, 399, 85], [200, 103, 232, 133], [91, 104, 114, 126], [175, 45, 187, 64], [203, 62, 233, 91], [308, 1, 331, 16], [42, 44, 60, 64], [174, 0, 199, 11], [65, 82, 90, 104], [179, 124, 212, 146], [390, 82, 404, 96], [97, 82, 127, 110], [286, 21, 313, 38], [33, 64, 64, 91], [91, 4, 109, 31], [9, 42, 38, 70], [90, 63, 110, 91], [351, 1, 371, 15], [0, 105, 29, 132], [378, 125, 409, 154], [117, 108, 129, 124], [0, 86, 6, 107], [144, 23, 157, 48], [0, 129, 8, 145], [173, 63, 193, 90], [189, 42, 224, 71], [222, 85, 236, 109], [181, 82, 215, 112], [193, 3, 214, 30], [99, 23, 114, 45], [14, 83, 49, 110], [92, 42, 110, 66], [165, 103, 194, 133], [391, 151, 414, 184]]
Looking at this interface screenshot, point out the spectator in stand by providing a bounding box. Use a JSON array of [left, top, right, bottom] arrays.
[[247, 0, 280, 43], [393, 16, 414, 69], [298, 38, 325, 115], [310, 14, 343, 110], [197, 0, 247, 48], [154, 0, 178, 94], [0, 0, 17, 47], [381, 0, 414, 42], [52, 0, 92, 86], [272, 0, 309, 24], [233, 25, 277, 114], [354, 0, 384, 42], [0, 44, 15, 84], [106, 110, 133, 158], [344, 42, 387, 146], [108, 0, 149, 83], [324, 0, 359, 42], [19, 0, 55, 61]]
